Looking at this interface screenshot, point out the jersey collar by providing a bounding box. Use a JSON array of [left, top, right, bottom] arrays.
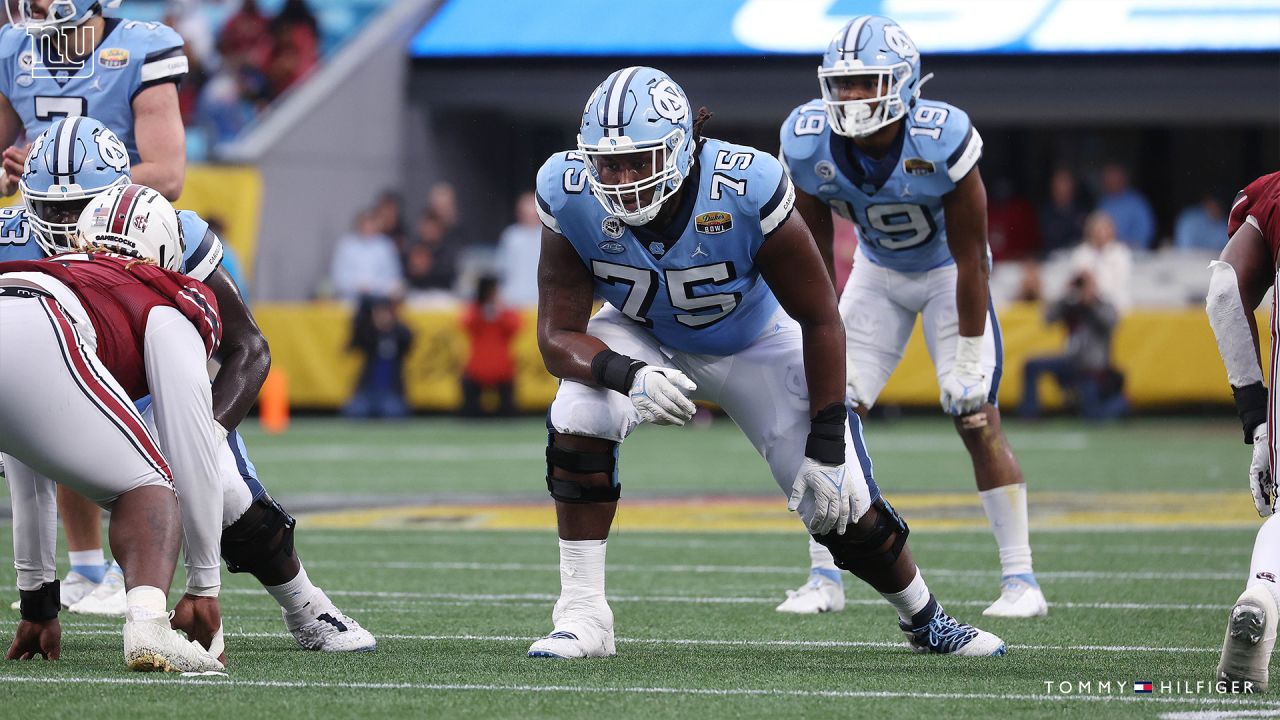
[[830, 124, 905, 195]]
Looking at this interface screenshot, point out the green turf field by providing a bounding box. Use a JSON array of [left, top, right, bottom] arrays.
[[2, 415, 1278, 718]]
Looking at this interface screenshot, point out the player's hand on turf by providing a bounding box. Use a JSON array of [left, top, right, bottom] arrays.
[[788, 457, 866, 535], [1251, 423, 1275, 517], [171, 594, 226, 665], [629, 366, 697, 426], [6, 618, 60, 660]]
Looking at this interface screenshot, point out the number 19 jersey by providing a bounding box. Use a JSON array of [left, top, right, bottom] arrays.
[[535, 138, 795, 356], [780, 98, 982, 273]]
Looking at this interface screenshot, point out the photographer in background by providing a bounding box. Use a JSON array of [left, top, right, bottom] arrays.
[[1018, 271, 1128, 421]]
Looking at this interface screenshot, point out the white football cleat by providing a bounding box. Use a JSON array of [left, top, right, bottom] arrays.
[[1217, 585, 1278, 693], [776, 575, 846, 615], [124, 607, 225, 673], [285, 603, 376, 653], [901, 602, 1007, 657], [982, 576, 1048, 618], [528, 600, 616, 659], [9, 568, 102, 610], [68, 564, 126, 616]]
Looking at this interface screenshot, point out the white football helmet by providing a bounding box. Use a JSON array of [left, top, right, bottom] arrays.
[[75, 183, 184, 271]]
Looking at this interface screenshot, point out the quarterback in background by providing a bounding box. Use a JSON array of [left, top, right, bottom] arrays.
[[529, 66, 1003, 659], [777, 16, 1045, 618], [1207, 171, 1280, 691]]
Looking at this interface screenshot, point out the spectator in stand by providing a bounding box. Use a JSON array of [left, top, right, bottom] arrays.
[[1018, 270, 1127, 422], [459, 276, 521, 417], [164, 0, 215, 125], [1173, 193, 1227, 253], [219, 0, 273, 75], [343, 296, 414, 420], [1098, 163, 1156, 250], [330, 209, 404, 302], [403, 210, 457, 294], [1039, 168, 1088, 258], [372, 190, 407, 252], [494, 192, 542, 307], [1069, 210, 1133, 313], [267, 0, 320, 98], [1014, 260, 1043, 303], [987, 176, 1042, 261]]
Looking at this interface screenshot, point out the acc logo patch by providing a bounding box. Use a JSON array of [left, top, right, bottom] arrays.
[[694, 211, 732, 234], [601, 216, 624, 239], [815, 160, 836, 181], [903, 158, 935, 176], [98, 48, 129, 69], [598, 240, 625, 254]]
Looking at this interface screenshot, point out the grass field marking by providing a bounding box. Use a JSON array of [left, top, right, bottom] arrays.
[[30, 628, 1227, 655], [212, 587, 1233, 612], [0, 674, 1275, 708], [301, 558, 1243, 581]]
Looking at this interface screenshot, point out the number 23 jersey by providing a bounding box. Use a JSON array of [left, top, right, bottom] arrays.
[[780, 98, 982, 273], [536, 138, 795, 356]]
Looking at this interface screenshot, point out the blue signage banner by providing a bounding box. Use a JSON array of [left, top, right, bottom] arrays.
[[410, 0, 1280, 57]]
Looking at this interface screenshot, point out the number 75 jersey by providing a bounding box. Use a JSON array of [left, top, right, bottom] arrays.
[[780, 98, 982, 273], [535, 138, 795, 356]]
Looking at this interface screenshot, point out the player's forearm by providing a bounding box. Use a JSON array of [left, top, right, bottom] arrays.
[[211, 338, 270, 430], [799, 319, 847, 415], [953, 259, 990, 338], [538, 329, 610, 386], [129, 161, 184, 201]]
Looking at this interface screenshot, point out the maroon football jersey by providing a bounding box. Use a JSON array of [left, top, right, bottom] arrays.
[[1229, 172, 1280, 267], [0, 253, 221, 399]]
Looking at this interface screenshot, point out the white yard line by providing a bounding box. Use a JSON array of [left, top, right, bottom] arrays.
[[0, 674, 1272, 707]]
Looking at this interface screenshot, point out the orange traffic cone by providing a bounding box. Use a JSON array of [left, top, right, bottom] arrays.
[[259, 368, 290, 434]]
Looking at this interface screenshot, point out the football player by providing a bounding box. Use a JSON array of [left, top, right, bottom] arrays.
[[0, 0, 189, 608], [0, 186, 223, 672], [1207, 171, 1280, 691], [0, 0, 187, 199], [0, 118, 375, 653], [777, 16, 1045, 617], [528, 66, 1004, 659]]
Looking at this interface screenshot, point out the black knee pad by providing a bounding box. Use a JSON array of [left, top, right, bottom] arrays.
[[813, 497, 910, 570], [545, 432, 621, 504], [221, 494, 297, 575]]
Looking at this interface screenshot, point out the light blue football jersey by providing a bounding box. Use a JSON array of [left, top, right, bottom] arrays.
[[0, 18, 187, 162], [0, 206, 223, 281], [536, 138, 796, 356], [780, 99, 983, 273]]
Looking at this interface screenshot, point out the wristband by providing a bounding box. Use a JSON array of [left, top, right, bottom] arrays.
[[1234, 382, 1269, 444], [805, 402, 846, 465], [954, 335, 983, 368], [19, 580, 59, 622], [590, 349, 646, 395]]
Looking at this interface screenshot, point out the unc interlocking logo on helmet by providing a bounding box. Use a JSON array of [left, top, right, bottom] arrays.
[[95, 130, 129, 173], [576, 66, 697, 227], [649, 79, 688, 124], [818, 15, 927, 138]]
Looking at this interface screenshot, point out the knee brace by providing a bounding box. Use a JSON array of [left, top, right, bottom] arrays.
[[814, 497, 909, 570], [221, 494, 296, 575], [545, 431, 621, 504]]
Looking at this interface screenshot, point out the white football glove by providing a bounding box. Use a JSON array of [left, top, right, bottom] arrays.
[[787, 458, 870, 536], [1252, 423, 1276, 517], [629, 366, 697, 426], [940, 336, 990, 416]]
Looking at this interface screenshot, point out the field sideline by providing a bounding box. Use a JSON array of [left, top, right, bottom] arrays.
[[0, 415, 1276, 719]]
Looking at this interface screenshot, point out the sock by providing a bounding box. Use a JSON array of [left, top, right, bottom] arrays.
[[266, 565, 325, 617], [807, 537, 843, 585], [880, 569, 932, 624], [69, 549, 106, 583], [1247, 514, 1280, 610], [124, 585, 167, 619], [554, 539, 608, 619], [978, 484, 1035, 579]]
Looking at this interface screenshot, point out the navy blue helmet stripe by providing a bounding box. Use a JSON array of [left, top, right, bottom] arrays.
[[603, 66, 639, 138]]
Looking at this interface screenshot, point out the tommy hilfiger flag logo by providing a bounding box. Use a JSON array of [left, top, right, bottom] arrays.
[[1134, 681, 1153, 694]]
